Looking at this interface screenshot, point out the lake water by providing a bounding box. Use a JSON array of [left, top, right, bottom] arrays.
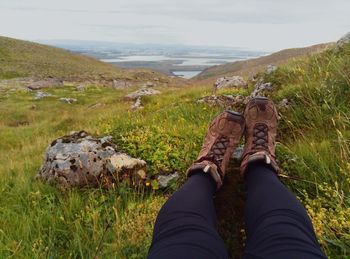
[[172, 71, 202, 79], [100, 55, 240, 66], [100, 53, 263, 79], [45, 41, 267, 79]]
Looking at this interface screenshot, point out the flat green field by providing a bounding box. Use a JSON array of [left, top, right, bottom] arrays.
[[0, 45, 349, 258]]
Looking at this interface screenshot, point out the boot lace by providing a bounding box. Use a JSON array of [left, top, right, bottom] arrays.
[[252, 123, 268, 151], [208, 136, 229, 162]]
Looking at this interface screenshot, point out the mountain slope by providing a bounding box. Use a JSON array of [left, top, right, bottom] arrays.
[[0, 40, 349, 258], [194, 43, 333, 81], [0, 36, 168, 82]]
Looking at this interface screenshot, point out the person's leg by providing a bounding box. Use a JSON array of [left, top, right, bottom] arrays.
[[243, 161, 327, 259], [147, 172, 228, 259], [148, 110, 244, 259]]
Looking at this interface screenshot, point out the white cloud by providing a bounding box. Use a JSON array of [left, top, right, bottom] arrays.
[[0, 0, 349, 51]]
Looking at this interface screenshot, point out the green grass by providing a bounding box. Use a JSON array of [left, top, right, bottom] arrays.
[[0, 36, 168, 82], [0, 44, 350, 258], [0, 84, 218, 258], [267, 45, 350, 257], [195, 43, 332, 81]]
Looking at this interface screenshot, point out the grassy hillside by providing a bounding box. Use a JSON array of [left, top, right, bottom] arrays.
[[195, 43, 333, 81], [0, 43, 349, 258], [0, 36, 168, 82]]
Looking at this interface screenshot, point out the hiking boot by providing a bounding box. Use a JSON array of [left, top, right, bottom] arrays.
[[187, 111, 245, 190], [240, 97, 280, 176]]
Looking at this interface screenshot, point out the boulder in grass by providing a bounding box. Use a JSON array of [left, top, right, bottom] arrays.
[[214, 76, 248, 91], [131, 96, 143, 110], [112, 79, 133, 89], [249, 81, 274, 98], [157, 172, 179, 188], [59, 97, 77, 104], [34, 91, 52, 100], [124, 88, 161, 101], [196, 94, 245, 108], [279, 98, 291, 109], [27, 78, 64, 90], [36, 131, 147, 190]]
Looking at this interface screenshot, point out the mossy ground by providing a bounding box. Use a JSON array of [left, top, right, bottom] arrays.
[[0, 45, 350, 258]]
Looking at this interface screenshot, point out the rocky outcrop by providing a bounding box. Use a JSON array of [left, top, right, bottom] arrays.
[[196, 95, 245, 108], [124, 88, 161, 101], [36, 131, 147, 189], [124, 88, 161, 109], [196, 73, 293, 110], [143, 81, 155, 88], [131, 97, 143, 110], [250, 81, 274, 98], [27, 79, 64, 90], [112, 80, 133, 89], [214, 76, 248, 91]]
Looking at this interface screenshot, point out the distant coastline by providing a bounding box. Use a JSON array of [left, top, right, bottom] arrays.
[[100, 54, 262, 78], [39, 40, 268, 78]]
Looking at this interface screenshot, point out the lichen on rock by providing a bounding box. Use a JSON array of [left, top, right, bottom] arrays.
[[124, 88, 160, 101], [36, 131, 147, 190], [213, 76, 248, 92]]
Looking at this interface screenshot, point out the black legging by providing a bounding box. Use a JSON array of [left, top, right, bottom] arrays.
[[147, 162, 327, 259]]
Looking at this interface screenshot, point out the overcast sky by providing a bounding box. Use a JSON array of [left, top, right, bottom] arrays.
[[0, 0, 349, 51]]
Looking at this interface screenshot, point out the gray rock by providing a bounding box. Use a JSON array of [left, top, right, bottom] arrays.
[[336, 32, 350, 50], [76, 85, 86, 91], [34, 91, 52, 100], [36, 131, 147, 189], [131, 97, 143, 109], [157, 172, 180, 188], [266, 65, 277, 74], [279, 98, 291, 108], [196, 94, 244, 108], [214, 76, 247, 91], [144, 81, 155, 88], [0, 77, 35, 90], [145, 82, 156, 87], [250, 81, 274, 98], [124, 88, 161, 101], [27, 79, 64, 90], [112, 80, 132, 89], [231, 145, 244, 160], [59, 98, 77, 104]]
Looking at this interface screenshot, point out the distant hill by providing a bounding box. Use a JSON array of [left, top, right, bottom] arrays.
[[194, 43, 333, 81], [0, 36, 168, 82]]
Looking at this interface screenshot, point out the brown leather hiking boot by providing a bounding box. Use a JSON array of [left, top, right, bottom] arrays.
[[187, 111, 245, 190], [240, 97, 280, 176]]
